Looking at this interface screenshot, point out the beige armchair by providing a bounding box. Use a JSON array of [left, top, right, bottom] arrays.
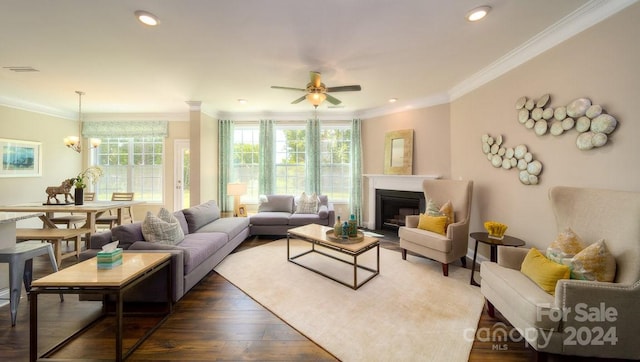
[[480, 186, 640, 360], [398, 179, 473, 276]]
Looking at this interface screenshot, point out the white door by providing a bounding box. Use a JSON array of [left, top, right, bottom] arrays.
[[174, 140, 190, 210]]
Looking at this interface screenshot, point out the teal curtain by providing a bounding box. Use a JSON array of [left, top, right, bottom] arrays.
[[259, 120, 275, 195], [305, 118, 320, 194], [218, 120, 234, 212], [350, 119, 363, 226], [83, 120, 168, 137]]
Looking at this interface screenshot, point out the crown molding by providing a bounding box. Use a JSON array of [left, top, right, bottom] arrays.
[[448, 0, 638, 101], [0, 96, 75, 120]]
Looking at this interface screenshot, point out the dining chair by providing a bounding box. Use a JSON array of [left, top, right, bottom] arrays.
[[49, 192, 96, 228], [96, 192, 135, 229]]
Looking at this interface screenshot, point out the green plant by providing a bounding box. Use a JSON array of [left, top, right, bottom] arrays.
[[74, 166, 103, 189]]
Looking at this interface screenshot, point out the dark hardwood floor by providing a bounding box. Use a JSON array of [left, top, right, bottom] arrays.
[[0, 235, 626, 361]]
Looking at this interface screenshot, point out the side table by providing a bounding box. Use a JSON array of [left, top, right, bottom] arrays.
[[469, 231, 525, 287], [0, 241, 61, 326]]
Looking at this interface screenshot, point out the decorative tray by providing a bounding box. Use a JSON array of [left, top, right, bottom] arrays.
[[325, 230, 365, 244]]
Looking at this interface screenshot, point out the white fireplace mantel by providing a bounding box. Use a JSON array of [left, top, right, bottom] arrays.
[[363, 174, 440, 229]]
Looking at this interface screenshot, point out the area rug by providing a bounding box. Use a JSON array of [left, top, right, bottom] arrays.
[[214, 239, 485, 361]]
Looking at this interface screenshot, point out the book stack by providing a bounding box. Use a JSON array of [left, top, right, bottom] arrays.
[[97, 248, 123, 269]]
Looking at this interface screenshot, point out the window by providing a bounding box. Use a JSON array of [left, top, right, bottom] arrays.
[[229, 120, 353, 202], [232, 126, 260, 201], [92, 136, 164, 202], [275, 125, 306, 195], [320, 125, 351, 201]]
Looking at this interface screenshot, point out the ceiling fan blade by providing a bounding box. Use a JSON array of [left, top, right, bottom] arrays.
[[325, 93, 342, 105], [327, 85, 362, 92], [310, 71, 322, 88], [271, 86, 306, 91], [291, 95, 307, 104]]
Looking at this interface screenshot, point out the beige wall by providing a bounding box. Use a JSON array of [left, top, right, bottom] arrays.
[[361, 103, 451, 225], [449, 4, 640, 255]]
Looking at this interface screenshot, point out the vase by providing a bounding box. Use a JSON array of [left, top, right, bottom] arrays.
[[74, 188, 84, 205]]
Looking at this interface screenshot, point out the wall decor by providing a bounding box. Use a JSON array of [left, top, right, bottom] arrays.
[[0, 138, 42, 177], [515, 94, 618, 150], [384, 129, 413, 175], [481, 134, 542, 185]]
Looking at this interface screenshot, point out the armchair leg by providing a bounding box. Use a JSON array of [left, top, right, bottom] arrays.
[[401, 249, 407, 260], [441, 263, 449, 276], [460, 256, 467, 268]]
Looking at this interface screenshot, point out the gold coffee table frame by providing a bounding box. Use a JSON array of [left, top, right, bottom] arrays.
[[287, 224, 380, 290], [29, 253, 172, 362]]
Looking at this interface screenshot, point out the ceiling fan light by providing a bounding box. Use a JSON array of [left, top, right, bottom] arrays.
[[135, 10, 159, 26], [466, 6, 491, 22], [306, 93, 326, 107]]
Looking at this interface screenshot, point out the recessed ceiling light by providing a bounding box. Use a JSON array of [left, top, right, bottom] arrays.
[[237, 99, 248, 104], [466, 6, 491, 22], [135, 10, 159, 26], [389, 98, 398, 103]]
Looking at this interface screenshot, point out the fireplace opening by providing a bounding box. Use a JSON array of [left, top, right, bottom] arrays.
[[375, 189, 425, 231]]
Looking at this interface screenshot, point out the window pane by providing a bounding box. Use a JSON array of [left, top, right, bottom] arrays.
[[93, 136, 163, 202], [232, 127, 260, 201]]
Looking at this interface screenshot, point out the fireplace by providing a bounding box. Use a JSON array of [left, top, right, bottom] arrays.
[[375, 189, 425, 230]]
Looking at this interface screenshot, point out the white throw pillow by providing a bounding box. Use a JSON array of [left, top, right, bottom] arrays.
[[142, 208, 185, 245], [295, 192, 319, 214]]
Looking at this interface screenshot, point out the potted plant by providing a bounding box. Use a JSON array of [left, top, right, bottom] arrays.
[[73, 166, 103, 205]]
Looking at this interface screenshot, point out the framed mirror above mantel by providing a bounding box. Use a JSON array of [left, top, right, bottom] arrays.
[[383, 129, 414, 175]]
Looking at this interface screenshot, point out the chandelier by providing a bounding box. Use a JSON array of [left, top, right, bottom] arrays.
[[64, 91, 101, 153]]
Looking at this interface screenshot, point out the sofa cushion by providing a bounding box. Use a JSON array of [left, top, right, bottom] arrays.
[[194, 217, 250, 241], [111, 222, 144, 249], [521, 248, 570, 295], [289, 212, 324, 226], [257, 195, 294, 213], [173, 210, 189, 235], [182, 200, 220, 233], [250, 211, 291, 225], [177, 233, 228, 274], [141, 208, 185, 245]]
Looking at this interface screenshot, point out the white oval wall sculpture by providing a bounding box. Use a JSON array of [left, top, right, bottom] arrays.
[[481, 134, 543, 185], [515, 94, 618, 150]]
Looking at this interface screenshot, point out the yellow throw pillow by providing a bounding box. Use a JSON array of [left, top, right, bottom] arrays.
[[570, 239, 616, 282], [439, 200, 454, 225], [417, 213, 448, 235], [521, 248, 570, 295]]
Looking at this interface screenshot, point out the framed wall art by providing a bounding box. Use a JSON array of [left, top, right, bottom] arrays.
[[383, 129, 413, 175], [0, 138, 42, 177]]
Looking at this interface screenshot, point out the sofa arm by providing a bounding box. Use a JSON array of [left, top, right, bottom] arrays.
[[326, 202, 335, 226], [89, 231, 113, 249]]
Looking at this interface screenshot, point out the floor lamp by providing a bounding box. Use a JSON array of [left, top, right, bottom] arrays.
[[227, 182, 247, 217]]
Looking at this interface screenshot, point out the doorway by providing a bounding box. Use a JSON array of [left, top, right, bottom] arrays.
[[174, 139, 190, 210]]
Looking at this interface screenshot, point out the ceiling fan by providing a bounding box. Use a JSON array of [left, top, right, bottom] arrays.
[[271, 71, 361, 108]]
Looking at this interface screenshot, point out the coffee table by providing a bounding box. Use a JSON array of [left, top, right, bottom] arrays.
[[287, 224, 380, 290], [29, 252, 172, 362]]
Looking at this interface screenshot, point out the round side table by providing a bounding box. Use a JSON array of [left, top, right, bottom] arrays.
[[469, 231, 525, 286]]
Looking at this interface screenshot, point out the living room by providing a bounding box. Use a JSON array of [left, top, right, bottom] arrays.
[[1, 1, 639, 361]]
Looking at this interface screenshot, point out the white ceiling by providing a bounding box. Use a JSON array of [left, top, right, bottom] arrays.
[[0, 0, 635, 120]]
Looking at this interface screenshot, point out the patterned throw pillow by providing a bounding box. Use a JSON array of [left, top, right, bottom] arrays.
[[295, 192, 319, 214], [570, 239, 616, 282], [546, 227, 585, 263], [142, 208, 185, 245], [439, 200, 455, 225], [425, 199, 442, 216]]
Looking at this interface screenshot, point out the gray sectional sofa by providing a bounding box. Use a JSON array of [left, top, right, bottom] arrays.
[[249, 194, 335, 235], [81, 200, 249, 302]]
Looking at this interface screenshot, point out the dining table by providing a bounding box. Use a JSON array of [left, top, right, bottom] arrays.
[[0, 200, 143, 242]]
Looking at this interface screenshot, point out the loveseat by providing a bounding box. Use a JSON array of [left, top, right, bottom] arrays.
[[249, 194, 335, 235], [81, 200, 250, 302], [480, 186, 640, 360]]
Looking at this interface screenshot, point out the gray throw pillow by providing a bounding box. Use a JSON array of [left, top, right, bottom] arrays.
[[142, 208, 185, 245]]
